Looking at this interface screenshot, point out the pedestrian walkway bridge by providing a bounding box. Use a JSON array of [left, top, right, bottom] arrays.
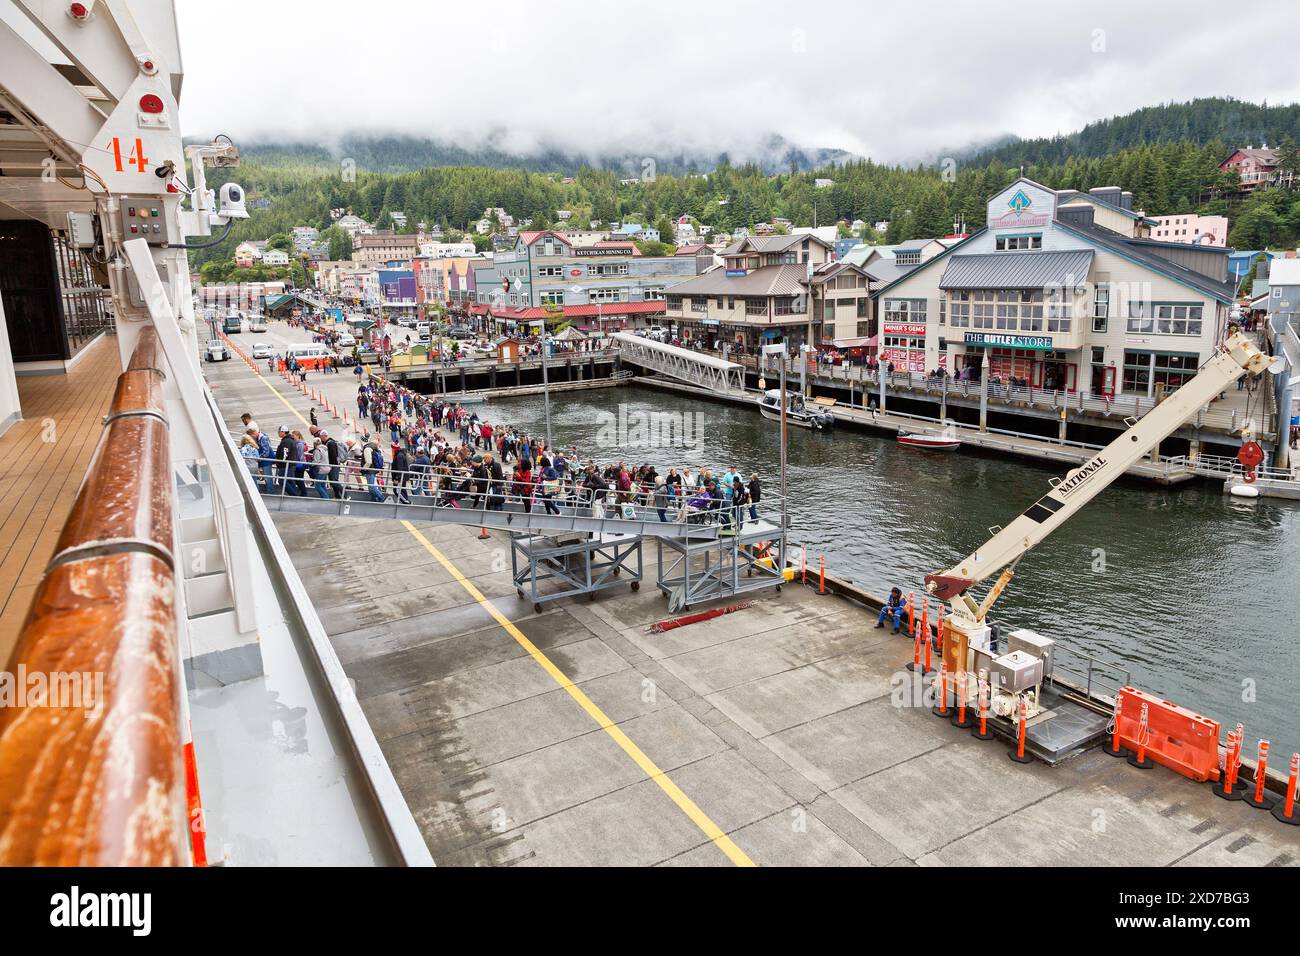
[[257, 482, 730, 541], [613, 332, 745, 394]]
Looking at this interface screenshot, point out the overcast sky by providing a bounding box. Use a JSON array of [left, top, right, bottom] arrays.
[[175, 0, 1300, 165]]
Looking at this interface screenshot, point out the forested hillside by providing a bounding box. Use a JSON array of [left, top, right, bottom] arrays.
[[195, 145, 1300, 277]]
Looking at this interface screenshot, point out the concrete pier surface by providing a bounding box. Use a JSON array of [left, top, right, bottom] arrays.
[[205, 324, 1300, 867]]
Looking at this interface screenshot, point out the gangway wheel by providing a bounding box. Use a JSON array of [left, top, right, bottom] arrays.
[[534, 602, 543, 614], [630, 581, 640, 591]]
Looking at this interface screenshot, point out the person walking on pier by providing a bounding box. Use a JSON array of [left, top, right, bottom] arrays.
[[747, 473, 761, 521], [362, 439, 385, 502], [311, 436, 332, 499], [275, 426, 297, 496], [730, 475, 749, 531], [392, 444, 412, 504], [875, 587, 906, 633], [323, 430, 343, 499]]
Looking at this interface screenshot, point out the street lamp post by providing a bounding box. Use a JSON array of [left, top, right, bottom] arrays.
[[877, 350, 887, 414], [762, 344, 789, 519], [979, 351, 990, 433]]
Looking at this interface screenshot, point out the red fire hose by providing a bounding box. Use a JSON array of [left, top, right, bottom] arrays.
[[648, 602, 754, 633]]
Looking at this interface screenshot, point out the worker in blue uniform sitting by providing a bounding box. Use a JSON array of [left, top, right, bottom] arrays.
[[875, 587, 906, 633]]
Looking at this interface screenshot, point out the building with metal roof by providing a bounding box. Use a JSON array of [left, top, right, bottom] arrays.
[[868, 177, 1241, 397]]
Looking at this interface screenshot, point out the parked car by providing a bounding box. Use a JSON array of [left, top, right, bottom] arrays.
[[447, 327, 474, 340], [336, 333, 356, 347], [251, 343, 273, 359], [205, 339, 230, 362]]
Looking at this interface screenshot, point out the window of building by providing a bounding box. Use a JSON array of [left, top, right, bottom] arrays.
[[883, 298, 927, 324], [691, 297, 707, 313], [995, 234, 1043, 251], [590, 288, 627, 303], [587, 262, 629, 277], [666, 295, 683, 311], [856, 321, 871, 337], [1046, 290, 1072, 333], [1122, 350, 1200, 393], [857, 298, 868, 319], [746, 298, 769, 316], [540, 291, 564, 306], [642, 287, 665, 301], [774, 297, 800, 316], [1126, 302, 1203, 336], [1092, 283, 1110, 333], [538, 266, 564, 278]]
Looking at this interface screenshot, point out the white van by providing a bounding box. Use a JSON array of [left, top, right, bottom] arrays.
[[283, 343, 331, 369]]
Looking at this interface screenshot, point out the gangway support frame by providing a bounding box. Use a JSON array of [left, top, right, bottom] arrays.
[[655, 518, 786, 613], [511, 531, 643, 614]]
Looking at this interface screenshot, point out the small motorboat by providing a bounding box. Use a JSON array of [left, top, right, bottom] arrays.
[[897, 428, 961, 450], [757, 389, 835, 430]]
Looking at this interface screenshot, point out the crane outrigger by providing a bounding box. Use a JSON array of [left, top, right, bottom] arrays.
[[925, 331, 1276, 679]]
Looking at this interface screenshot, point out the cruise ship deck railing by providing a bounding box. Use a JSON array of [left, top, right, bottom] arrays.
[[0, 327, 187, 866]]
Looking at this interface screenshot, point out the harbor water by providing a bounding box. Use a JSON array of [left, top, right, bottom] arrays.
[[484, 384, 1300, 759]]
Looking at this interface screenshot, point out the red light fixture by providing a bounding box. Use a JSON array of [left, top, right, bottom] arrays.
[[139, 93, 164, 114], [69, 3, 87, 18]]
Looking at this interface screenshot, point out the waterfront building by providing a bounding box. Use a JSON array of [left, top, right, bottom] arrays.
[[1150, 213, 1228, 246], [475, 230, 700, 315], [868, 177, 1237, 395], [467, 300, 667, 336], [419, 240, 477, 259], [662, 233, 835, 351]]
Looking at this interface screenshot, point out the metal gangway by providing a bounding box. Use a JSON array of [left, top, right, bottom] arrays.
[[255, 476, 723, 541], [613, 332, 745, 394]]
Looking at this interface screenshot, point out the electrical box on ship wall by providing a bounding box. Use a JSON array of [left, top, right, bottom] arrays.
[[117, 195, 167, 246]]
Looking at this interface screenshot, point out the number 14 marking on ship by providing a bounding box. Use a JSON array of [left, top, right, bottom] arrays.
[[106, 137, 149, 173]]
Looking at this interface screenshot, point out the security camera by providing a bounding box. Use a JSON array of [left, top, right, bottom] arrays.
[[214, 182, 249, 223]]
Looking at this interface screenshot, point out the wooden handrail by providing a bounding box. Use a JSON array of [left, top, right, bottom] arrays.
[[0, 327, 186, 866]]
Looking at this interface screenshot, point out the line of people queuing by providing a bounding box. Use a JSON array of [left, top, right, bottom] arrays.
[[234, 376, 765, 530]]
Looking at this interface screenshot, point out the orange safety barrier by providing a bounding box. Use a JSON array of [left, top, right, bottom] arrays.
[[906, 623, 923, 673], [931, 662, 949, 718], [1244, 740, 1272, 809], [1104, 693, 1126, 756], [1275, 754, 1300, 825], [1128, 702, 1154, 769], [972, 676, 994, 740], [907, 592, 915, 633], [818, 555, 825, 594], [1008, 697, 1034, 763], [1114, 686, 1220, 782]]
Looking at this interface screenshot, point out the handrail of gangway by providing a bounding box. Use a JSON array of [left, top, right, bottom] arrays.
[[0, 327, 187, 866]]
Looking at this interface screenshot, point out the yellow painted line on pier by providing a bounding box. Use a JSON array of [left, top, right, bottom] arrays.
[[400, 519, 757, 868]]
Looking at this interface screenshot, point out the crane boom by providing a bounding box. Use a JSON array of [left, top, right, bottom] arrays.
[[926, 332, 1271, 607]]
